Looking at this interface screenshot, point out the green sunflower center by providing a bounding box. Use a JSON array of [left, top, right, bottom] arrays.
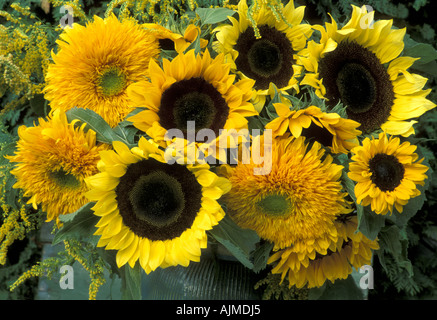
[[257, 194, 291, 216], [128, 171, 185, 227], [336, 62, 377, 113], [116, 158, 203, 241], [49, 168, 81, 189], [97, 66, 127, 97], [235, 25, 294, 90], [368, 153, 405, 192]]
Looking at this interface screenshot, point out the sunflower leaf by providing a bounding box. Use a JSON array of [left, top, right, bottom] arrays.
[[121, 263, 142, 300], [195, 8, 236, 25], [53, 202, 100, 246], [65, 107, 120, 145], [356, 204, 386, 241], [208, 215, 259, 269]]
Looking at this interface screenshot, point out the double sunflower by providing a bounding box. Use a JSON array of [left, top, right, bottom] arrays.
[[8, 109, 107, 222], [298, 5, 435, 136], [85, 138, 231, 272], [220, 134, 351, 251], [44, 14, 160, 127]]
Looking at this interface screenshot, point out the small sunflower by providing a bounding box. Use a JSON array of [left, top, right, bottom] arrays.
[[348, 132, 428, 215], [127, 49, 257, 156], [7, 109, 107, 222], [265, 103, 362, 154], [44, 14, 160, 127], [298, 5, 436, 136], [213, 0, 312, 111], [220, 134, 351, 250], [85, 137, 231, 273], [144, 23, 208, 53], [268, 216, 379, 288]]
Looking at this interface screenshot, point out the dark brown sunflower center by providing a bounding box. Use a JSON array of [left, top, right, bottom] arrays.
[[336, 62, 377, 113], [234, 25, 294, 90], [368, 153, 405, 192], [128, 171, 185, 227], [158, 38, 176, 51], [158, 77, 229, 141], [301, 122, 334, 148], [115, 158, 202, 241], [49, 168, 81, 189], [318, 41, 394, 133]]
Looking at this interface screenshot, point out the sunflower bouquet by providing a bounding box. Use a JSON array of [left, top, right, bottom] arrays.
[[1, 0, 436, 300]]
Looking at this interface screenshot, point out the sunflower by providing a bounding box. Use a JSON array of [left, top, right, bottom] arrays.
[[44, 14, 160, 127], [265, 103, 361, 153], [220, 134, 351, 250], [85, 137, 231, 273], [348, 132, 428, 215], [298, 5, 436, 136], [268, 216, 379, 288], [7, 109, 107, 222], [144, 23, 208, 53], [213, 0, 313, 111], [127, 49, 257, 159]]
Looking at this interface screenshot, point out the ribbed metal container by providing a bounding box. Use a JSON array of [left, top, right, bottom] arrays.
[[142, 249, 262, 300]]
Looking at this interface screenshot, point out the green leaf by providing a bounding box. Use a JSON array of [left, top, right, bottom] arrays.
[[53, 202, 100, 246], [378, 224, 413, 277], [251, 241, 274, 273], [309, 276, 364, 300], [29, 93, 49, 117], [65, 107, 119, 145], [195, 7, 236, 25], [121, 263, 142, 300], [357, 204, 386, 241], [208, 215, 259, 269], [404, 39, 437, 65]]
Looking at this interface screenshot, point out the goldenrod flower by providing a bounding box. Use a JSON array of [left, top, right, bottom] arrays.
[[348, 132, 428, 215], [213, 0, 312, 111], [7, 109, 107, 222], [268, 216, 379, 288], [220, 134, 351, 250], [266, 103, 361, 153], [85, 137, 231, 273], [44, 14, 160, 127], [298, 5, 435, 136]]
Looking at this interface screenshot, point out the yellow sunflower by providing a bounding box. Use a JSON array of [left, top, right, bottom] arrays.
[[44, 14, 160, 127], [144, 23, 208, 53], [7, 109, 107, 222], [268, 216, 379, 288], [220, 134, 351, 250], [85, 137, 231, 273], [298, 5, 436, 136], [348, 132, 428, 215], [213, 0, 313, 111], [127, 49, 257, 159], [265, 103, 362, 153]]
